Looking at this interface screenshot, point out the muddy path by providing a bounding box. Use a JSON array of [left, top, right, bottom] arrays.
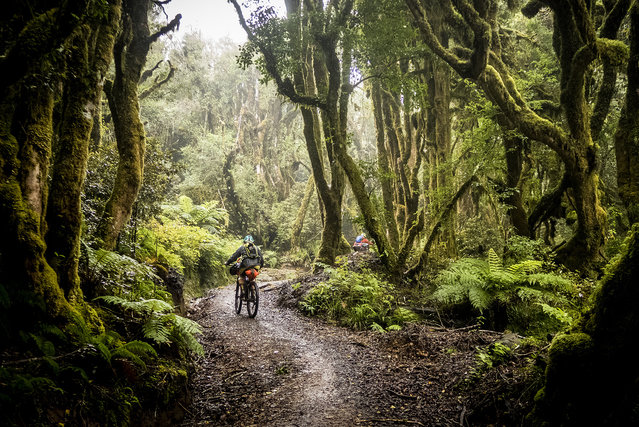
[[182, 269, 525, 426]]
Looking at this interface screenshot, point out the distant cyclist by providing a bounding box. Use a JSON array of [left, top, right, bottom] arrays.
[[224, 235, 264, 284], [352, 234, 370, 251]]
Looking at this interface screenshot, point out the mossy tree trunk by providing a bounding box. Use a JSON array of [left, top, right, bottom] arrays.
[[425, 54, 456, 258], [290, 175, 315, 251], [370, 80, 400, 249], [98, 0, 180, 250], [46, 5, 121, 301], [0, 1, 120, 319], [234, 0, 400, 271], [405, 0, 631, 271], [269, 0, 348, 265], [614, 2, 639, 224], [504, 135, 530, 237]]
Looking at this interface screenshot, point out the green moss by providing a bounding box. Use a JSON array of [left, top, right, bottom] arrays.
[[596, 38, 629, 66], [530, 333, 595, 426], [531, 226, 639, 425]]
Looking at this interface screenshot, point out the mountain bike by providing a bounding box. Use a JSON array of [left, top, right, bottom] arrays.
[[234, 268, 259, 318]]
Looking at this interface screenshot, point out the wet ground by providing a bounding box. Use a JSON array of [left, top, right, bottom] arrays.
[[182, 269, 538, 426]]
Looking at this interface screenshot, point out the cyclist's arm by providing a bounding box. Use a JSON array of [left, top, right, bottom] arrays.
[[225, 246, 243, 265]]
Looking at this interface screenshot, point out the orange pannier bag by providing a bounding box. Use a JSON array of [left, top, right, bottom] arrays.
[[244, 268, 260, 281]]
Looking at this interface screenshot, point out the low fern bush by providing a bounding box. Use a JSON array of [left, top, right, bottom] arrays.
[[300, 262, 418, 331], [83, 245, 167, 301], [432, 249, 576, 335], [97, 296, 203, 357]]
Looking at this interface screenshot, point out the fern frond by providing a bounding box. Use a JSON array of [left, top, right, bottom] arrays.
[[487, 248, 502, 272], [370, 322, 385, 332], [170, 323, 204, 356], [142, 315, 171, 344], [94, 330, 124, 347], [515, 286, 545, 302], [527, 273, 573, 292], [111, 348, 146, 368], [170, 314, 203, 336], [432, 281, 469, 305], [485, 270, 517, 289], [507, 260, 542, 274], [537, 303, 573, 325], [93, 342, 112, 364], [120, 340, 158, 358], [468, 287, 492, 312], [97, 296, 173, 315]]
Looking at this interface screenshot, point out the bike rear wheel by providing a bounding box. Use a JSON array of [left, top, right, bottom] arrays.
[[246, 280, 259, 318], [234, 281, 242, 314]]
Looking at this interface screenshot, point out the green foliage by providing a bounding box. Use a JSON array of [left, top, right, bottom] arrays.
[[97, 295, 204, 356], [432, 249, 578, 335], [83, 245, 168, 301], [300, 261, 418, 331], [474, 342, 513, 373], [262, 249, 279, 268], [136, 195, 234, 296]]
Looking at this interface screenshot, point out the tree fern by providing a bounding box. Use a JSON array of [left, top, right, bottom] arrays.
[[432, 249, 578, 335]]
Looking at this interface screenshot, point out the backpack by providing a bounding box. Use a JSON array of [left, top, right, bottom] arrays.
[[241, 244, 260, 268]]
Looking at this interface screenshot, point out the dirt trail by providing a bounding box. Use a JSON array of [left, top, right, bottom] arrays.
[[183, 270, 515, 426]]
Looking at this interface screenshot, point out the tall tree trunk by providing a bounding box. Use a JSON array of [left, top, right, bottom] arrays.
[[46, 3, 121, 300], [1, 82, 68, 318], [284, 0, 348, 265], [614, 2, 639, 224], [426, 55, 456, 256], [504, 136, 530, 237], [98, 0, 180, 250], [290, 175, 315, 251], [370, 80, 400, 248]]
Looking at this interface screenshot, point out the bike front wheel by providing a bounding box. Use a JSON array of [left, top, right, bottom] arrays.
[[234, 281, 242, 314], [246, 280, 259, 318]]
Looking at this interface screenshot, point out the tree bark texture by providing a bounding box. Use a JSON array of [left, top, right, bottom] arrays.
[[504, 136, 530, 237], [98, 0, 180, 250], [290, 175, 315, 251], [0, 1, 121, 319], [46, 4, 121, 300], [370, 80, 400, 249], [614, 2, 639, 224]]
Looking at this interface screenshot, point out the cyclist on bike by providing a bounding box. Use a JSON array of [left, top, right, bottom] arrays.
[[224, 235, 264, 285]]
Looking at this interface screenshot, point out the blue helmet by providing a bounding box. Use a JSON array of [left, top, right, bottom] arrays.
[[243, 235, 255, 244]]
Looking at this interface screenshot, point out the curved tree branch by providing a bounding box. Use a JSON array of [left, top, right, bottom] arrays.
[[228, 0, 326, 110]]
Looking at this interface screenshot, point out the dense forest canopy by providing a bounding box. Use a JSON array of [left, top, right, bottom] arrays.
[[1, 0, 638, 425]]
